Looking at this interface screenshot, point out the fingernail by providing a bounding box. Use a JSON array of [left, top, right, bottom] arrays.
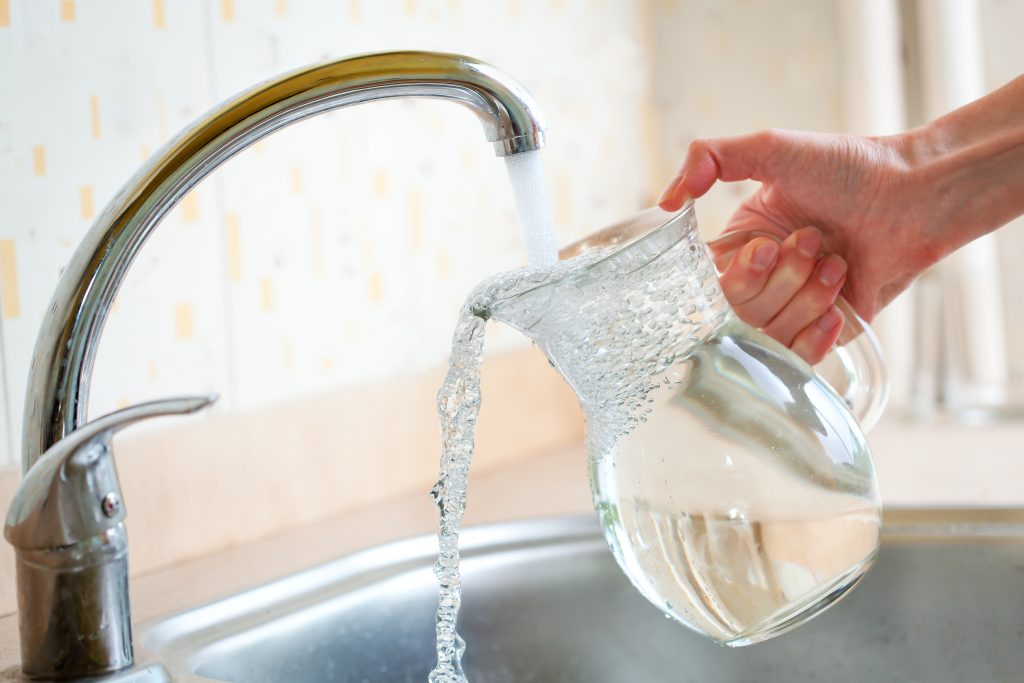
[[750, 241, 779, 270], [816, 307, 843, 331], [657, 174, 685, 207], [796, 228, 822, 258], [818, 255, 847, 286]]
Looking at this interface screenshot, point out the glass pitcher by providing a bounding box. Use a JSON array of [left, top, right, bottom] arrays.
[[486, 202, 887, 646]]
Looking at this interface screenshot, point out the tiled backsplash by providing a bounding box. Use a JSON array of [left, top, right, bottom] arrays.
[[0, 0, 662, 466], [2, 0, 1019, 469]]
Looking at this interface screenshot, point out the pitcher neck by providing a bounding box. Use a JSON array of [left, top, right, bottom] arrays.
[[486, 211, 734, 408]]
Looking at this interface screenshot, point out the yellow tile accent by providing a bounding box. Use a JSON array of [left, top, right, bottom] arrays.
[[425, 109, 444, 136], [89, 96, 101, 139], [435, 248, 451, 279], [157, 94, 169, 140], [260, 277, 274, 312], [310, 209, 325, 278], [372, 169, 389, 199], [221, 0, 234, 21], [290, 165, 303, 195], [147, 360, 159, 382], [716, 30, 731, 54], [803, 40, 823, 68], [0, 240, 20, 319], [59, 0, 75, 22], [404, 0, 416, 15], [140, 144, 151, 161], [274, 0, 287, 17], [320, 355, 335, 373], [116, 398, 131, 410], [0, 0, 9, 27], [175, 303, 195, 340], [697, 93, 716, 116], [153, 0, 165, 28], [179, 192, 199, 223], [226, 212, 242, 280], [349, 0, 360, 21], [460, 147, 475, 172], [32, 146, 46, 176], [368, 271, 384, 302], [79, 186, 95, 220], [506, 0, 519, 17]]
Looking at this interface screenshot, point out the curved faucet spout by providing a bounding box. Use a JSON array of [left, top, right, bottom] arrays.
[[22, 51, 547, 472]]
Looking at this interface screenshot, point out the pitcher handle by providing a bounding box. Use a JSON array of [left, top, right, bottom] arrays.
[[707, 230, 889, 431], [825, 298, 889, 431]]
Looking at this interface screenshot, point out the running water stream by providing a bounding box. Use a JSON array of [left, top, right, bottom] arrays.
[[427, 151, 563, 682]]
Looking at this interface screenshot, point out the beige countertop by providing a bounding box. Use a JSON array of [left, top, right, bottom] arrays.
[[0, 416, 1020, 678]]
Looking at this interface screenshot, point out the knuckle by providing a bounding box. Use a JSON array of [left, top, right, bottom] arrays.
[[804, 348, 828, 365], [753, 128, 782, 148], [721, 277, 757, 304], [803, 286, 838, 312], [792, 337, 827, 365], [686, 138, 710, 158]]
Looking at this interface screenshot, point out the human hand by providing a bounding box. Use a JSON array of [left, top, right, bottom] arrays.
[[659, 130, 934, 327], [658, 77, 1024, 364], [710, 227, 848, 365]]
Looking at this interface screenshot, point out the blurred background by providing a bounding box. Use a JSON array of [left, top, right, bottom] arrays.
[[1, 0, 1023, 471]]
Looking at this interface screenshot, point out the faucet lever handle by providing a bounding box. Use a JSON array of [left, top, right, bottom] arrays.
[[3, 394, 216, 679], [5, 394, 217, 551]]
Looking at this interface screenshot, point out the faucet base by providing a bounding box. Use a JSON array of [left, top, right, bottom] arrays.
[[15, 526, 132, 680]]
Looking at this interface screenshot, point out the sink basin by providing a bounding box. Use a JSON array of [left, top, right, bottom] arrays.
[[144, 511, 1024, 682]]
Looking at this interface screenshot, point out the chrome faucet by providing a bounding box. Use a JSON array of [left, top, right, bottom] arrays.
[[7, 51, 546, 679]]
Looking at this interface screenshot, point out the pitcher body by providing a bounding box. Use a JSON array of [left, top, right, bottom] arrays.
[[488, 202, 882, 645]]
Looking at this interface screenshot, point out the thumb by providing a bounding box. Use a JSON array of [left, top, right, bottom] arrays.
[[658, 130, 784, 210]]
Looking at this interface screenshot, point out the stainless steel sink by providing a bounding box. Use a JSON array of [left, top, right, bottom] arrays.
[[144, 511, 1024, 683]]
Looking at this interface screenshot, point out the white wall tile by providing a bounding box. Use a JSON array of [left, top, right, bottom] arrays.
[[0, 0, 661, 450], [2, 0, 906, 464], [0, 0, 228, 461], [199, 0, 658, 410]]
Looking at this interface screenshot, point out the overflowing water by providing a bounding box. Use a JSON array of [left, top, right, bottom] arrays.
[[429, 156, 879, 679], [428, 153, 566, 682], [478, 216, 881, 646]]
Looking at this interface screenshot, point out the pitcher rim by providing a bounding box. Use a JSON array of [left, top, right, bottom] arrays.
[[493, 199, 697, 305]]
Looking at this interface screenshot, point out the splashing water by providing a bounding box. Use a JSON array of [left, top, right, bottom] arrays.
[[428, 299, 486, 683], [428, 254, 601, 683], [429, 151, 563, 681]]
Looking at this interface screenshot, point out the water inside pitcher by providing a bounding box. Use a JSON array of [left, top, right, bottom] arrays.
[[486, 202, 884, 646]]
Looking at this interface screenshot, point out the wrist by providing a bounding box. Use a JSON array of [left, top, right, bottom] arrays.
[[897, 113, 1024, 261]]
